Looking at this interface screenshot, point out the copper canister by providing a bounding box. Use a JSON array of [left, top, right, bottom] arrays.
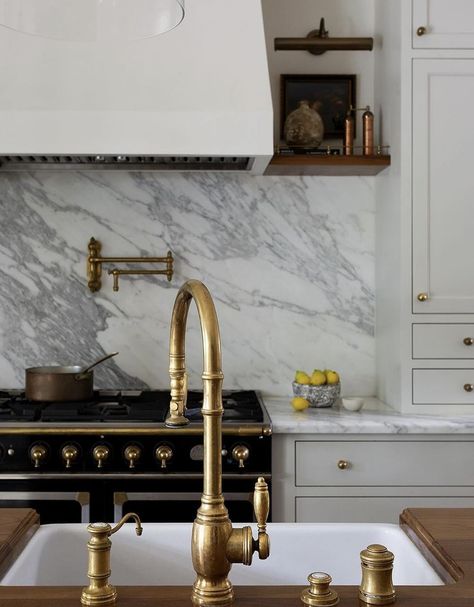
[[343, 111, 354, 156], [362, 106, 375, 156]]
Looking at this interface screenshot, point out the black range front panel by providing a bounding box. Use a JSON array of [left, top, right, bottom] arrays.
[[0, 431, 271, 523]]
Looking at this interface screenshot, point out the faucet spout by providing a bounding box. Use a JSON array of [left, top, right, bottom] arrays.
[[167, 281, 270, 606]]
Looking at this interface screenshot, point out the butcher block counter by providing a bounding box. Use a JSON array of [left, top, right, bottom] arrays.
[[0, 509, 474, 606]]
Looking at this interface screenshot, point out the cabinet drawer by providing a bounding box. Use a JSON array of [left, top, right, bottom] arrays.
[[413, 324, 474, 359], [295, 440, 474, 486], [413, 369, 474, 404], [296, 496, 474, 523]]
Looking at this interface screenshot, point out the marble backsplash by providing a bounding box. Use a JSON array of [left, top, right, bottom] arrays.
[[0, 172, 375, 397]]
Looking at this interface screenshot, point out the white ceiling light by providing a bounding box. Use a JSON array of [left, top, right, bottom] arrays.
[[0, 0, 185, 41]]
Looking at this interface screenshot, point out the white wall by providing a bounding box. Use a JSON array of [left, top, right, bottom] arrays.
[[262, 0, 375, 147]]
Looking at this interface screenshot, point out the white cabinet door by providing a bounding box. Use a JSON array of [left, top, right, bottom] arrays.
[[413, 59, 474, 314], [413, 0, 474, 48]]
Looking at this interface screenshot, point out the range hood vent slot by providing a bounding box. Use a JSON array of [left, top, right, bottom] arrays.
[[0, 155, 253, 172]]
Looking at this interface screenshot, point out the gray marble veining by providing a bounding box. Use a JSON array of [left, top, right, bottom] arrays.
[[0, 172, 375, 395]]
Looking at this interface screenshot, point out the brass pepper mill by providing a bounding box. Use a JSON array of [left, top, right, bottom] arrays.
[[362, 106, 375, 156], [301, 572, 339, 607], [359, 544, 396, 605], [343, 110, 355, 156], [81, 513, 143, 606]]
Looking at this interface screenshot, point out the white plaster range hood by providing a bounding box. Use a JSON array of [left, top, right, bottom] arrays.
[[0, 0, 273, 174]]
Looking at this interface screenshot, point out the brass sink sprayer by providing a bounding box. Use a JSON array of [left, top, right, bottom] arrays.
[[166, 280, 270, 606]]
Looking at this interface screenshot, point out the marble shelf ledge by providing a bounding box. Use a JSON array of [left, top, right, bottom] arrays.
[[262, 396, 474, 434]]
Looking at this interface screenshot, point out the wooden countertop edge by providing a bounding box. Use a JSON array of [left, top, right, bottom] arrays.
[[1, 509, 474, 605], [400, 508, 464, 584]]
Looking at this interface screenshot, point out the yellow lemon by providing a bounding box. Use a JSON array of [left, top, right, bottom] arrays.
[[291, 397, 310, 411], [294, 370, 311, 385], [325, 370, 340, 385], [310, 370, 326, 386]]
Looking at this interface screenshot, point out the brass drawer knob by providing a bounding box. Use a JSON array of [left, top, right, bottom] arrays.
[[464, 337, 474, 346], [337, 460, 349, 470], [416, 26, 427, 36], [301, 572, 339, 607], [464, 384, 474, 393], [417, 292, 429, 302]]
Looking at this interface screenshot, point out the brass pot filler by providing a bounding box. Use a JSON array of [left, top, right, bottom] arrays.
[[80, 280, 396, 607]]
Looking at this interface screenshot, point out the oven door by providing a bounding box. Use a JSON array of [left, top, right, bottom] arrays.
[[114, 491, 255, 523], [0, 490, 90, 523]]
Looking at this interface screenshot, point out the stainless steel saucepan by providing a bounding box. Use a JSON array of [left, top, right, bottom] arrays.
[[25, 352, 119, 402]]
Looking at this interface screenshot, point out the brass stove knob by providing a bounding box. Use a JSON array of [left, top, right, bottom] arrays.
[[232, 445, 250, 468], [155, 445, 173, 469], [124, 445, 142, 469], [93, 445, 110, 469], [30, 444, 47, 469], [301, 572, 339, 607], [62, 444, 79, 469]]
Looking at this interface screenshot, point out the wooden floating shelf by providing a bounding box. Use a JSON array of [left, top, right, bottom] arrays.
[[265, 154, 391, 176]]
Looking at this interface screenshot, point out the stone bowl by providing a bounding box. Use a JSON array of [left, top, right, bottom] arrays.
[[292, 381, 341, 408]]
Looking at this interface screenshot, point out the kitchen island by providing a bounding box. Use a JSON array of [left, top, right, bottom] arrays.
[[0, 509, 473, 606]]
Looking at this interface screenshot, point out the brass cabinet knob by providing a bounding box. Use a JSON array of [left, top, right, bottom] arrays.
[[464, 337, 474, 346], [337, 459, 349, 470], [61, 444, 79, 469], [155, 445, 173, 469], [30, 444, 47, 469], [301, 572, 339, 607], [124, 445, 142, 469], [417, 292, 429, 302], [416, 26, 427, 36], [93, 445, 110, 469], [232, 445, 250, 469], [464, 384, 474, 393]]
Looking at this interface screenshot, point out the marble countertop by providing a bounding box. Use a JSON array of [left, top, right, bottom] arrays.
[[262, 396, 474, 434]]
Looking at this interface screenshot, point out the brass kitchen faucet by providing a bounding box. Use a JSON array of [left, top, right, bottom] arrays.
[[166, 280, 270, 606]]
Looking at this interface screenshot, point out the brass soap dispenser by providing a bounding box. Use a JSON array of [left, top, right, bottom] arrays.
[[81, 513, 143, 606]]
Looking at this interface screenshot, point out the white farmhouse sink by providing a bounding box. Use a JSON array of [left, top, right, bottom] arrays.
[[0, 523, 443, 587]]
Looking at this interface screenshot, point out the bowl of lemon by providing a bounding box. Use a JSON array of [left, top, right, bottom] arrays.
[[292, 369, 341, 409]]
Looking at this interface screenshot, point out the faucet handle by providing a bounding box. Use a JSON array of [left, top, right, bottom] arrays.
[[253, 477, 270, 559], [254, 477, 269, 532]]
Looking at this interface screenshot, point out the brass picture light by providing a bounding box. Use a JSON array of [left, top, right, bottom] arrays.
[[274, 18, 373, 55]]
